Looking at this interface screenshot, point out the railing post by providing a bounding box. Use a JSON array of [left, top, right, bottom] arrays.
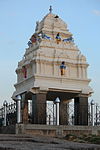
[[55, 97, 60, 125], [95, 103, 98, 126], [16, 95, 21, 123], [3, 100, 8, 126]]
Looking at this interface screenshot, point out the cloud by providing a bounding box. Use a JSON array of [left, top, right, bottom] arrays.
[[93, 10, 100, 16]]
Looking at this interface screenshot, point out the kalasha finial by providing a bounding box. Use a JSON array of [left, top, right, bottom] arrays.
[[49, 6, 52, 14]]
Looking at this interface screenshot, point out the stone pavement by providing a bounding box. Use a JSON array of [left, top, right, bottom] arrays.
[[0, 134, 100, 150]]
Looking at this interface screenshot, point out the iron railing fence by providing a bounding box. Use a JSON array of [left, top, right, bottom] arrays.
[[0, 103, 16, 126], [0, 100, 100, 126]]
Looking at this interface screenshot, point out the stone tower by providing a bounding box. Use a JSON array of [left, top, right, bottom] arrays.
[[13, 8, 93, 125]]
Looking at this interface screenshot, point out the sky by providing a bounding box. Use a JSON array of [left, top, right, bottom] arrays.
[[0, 0, 100, 106]]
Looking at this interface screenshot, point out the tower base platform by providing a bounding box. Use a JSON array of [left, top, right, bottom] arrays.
[[0, 124, 100, 137]]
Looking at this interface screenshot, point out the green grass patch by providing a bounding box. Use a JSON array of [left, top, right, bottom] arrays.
[[64, 134, 100, 144]]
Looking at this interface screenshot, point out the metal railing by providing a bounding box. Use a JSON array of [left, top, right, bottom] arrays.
[[0, 102, 16, 126], [0, 99, 100, 126]]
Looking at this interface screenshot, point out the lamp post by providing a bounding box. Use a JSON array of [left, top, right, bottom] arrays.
[[16, 95, 21, 123], [55, 97, 60, 125], [3, 100, 8, 126]]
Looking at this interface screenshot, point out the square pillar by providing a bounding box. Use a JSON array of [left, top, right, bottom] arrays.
[[59, 101, 68, 125], [21, 94, 28, 124], [32, 93, 46, 124], [23, 101, 28, 124], [74, 97, 88, 125]]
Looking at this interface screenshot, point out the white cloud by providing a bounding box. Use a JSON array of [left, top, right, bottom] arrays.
[[93, 10, 100, 16]]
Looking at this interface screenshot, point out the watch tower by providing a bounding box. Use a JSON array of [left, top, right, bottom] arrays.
[[13, 7, 93, 125]]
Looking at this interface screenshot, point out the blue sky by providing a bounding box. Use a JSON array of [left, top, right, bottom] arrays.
[[0, 0, 100, 106]]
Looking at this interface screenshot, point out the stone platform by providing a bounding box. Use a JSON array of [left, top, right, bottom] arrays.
[[0, 134, 100, 150], [0, 124, 100, 137]]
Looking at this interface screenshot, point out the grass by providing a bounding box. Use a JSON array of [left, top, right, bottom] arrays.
[[64, 134, 100, 144]]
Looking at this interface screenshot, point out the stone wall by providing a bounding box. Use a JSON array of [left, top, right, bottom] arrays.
[[1, 124, 100, 137], [15, 124, 100, 137], [0, 125, 16, 134]]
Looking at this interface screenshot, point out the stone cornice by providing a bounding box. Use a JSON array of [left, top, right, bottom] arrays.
[[39, 40, 79, 51], [34, 74, 91, 82], [35, 59, 88, 66], [14, 75, 35, 87], [14, 74, 91, 88], [48, 87, 81, 93]]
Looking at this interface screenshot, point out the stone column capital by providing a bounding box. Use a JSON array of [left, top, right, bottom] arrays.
[[30, 87, 48, 94]]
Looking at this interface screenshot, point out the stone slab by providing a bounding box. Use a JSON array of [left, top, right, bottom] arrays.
[[0, 134, 100, 150]]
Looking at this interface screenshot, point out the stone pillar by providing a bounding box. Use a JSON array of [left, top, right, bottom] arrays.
[[21, 94, 28, 124], [74, 97, 88, 125], [91, 100, 95, 126], [32, 93, 46, 124], [59, 101, 68, 125], [23, 100, 28, 124]]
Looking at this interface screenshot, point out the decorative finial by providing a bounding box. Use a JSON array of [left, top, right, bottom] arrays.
[[49, 6, 52, 14]]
